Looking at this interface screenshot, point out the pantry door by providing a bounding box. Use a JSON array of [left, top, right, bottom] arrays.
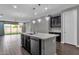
[[62, 9, 77, 45]]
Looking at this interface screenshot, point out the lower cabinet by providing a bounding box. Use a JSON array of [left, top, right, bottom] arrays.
[[21, 34, 56, 55], [21, 34, 31, 53], [49, 32, 61, 42], [26, 36, 31, 53], [21, 34, 24, 47], [21, 34, 41, 55]]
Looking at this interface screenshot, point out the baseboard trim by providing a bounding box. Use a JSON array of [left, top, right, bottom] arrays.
[[62, 43, 78, 48], [76, 45, 79, 47], [61, 41, 64, 43]]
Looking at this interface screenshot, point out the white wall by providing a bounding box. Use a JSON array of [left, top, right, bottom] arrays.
[[22, 22, 31, 33], [31, 17, 49, 33], [25, 22, 31, 33], [22, 23, 26, 32], [77, 7, 79, 46]]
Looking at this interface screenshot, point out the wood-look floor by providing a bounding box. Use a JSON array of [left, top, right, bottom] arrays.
[[0, 35, 30, 55], [0, 34, 79, 55], [56, 42, 79, 55]]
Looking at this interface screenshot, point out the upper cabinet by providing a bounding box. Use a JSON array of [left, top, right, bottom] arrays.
[[50, 15, 61, 28]]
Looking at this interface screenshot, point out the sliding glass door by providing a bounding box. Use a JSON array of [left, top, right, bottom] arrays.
[[4, 24, 22, 35]]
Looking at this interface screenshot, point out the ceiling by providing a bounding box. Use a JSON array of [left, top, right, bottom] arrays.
[[0, 4, 78, 22]]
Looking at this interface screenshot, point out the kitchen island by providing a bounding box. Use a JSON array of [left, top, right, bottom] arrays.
[[21, 33, 58, 55]]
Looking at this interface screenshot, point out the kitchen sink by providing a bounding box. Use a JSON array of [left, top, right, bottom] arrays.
[[27, 32, 36, 35]]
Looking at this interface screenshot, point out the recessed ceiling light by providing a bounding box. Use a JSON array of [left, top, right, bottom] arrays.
[[13, 5, 17, 8], [34, 12, 37, 15], [45, 7, 48, 10]]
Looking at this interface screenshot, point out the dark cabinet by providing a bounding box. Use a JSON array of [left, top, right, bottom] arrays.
[[21, 34, 31, 53], [49, 32, 61, 42], [21, 34, 24, 47], [50, 16, 61, 28], [26, 36, 31, 53], [21, 34, 41, 55]]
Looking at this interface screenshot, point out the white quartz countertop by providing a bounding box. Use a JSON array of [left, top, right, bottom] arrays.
[[21, 32, 59, 40]]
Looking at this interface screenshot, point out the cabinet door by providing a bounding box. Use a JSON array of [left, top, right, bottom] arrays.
[[21, 34, 24, 47], [31, 38, 41, 55], [62, 9, 77, 45], [49, 32, 61, 42], [24, 35, 27, 48], [26, 36, 30, 52]]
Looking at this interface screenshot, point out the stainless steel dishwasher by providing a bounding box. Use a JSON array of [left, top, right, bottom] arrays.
[[30, 37, 41, 55]]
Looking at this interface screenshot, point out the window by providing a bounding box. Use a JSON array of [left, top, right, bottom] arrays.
[[4, 24, 22, 35]]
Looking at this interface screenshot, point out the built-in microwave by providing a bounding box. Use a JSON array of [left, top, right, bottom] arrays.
[[50, 16, 61, 28]]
